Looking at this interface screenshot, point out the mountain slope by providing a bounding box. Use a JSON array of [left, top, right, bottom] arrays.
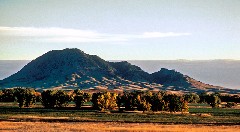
[[0, 48, 239, 94], [0, 48, 117, 88], [109, 61, 151, 82]]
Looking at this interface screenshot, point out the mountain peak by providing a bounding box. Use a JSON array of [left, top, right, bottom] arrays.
[[1, 49, 239, 94]]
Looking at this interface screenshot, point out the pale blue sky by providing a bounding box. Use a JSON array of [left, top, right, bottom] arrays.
[[0, 0, 240, 60]]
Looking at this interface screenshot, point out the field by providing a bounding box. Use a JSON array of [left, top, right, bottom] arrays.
[[0, 102, 239, 131], [0, 122, 240, 132]]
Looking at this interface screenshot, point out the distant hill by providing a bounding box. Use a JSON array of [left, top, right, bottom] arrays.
[[128, 60, 240, 89], [0, 48, 239, 94]]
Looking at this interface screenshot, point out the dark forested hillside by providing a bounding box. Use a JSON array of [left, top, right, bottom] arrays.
[[0, 49, 239, 94]]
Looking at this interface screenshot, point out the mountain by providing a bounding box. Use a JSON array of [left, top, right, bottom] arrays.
[[0, 48, 239, 94], [128, 60, 240, 89], [109, 61, 151, 82], [0, 48, 117, 88]]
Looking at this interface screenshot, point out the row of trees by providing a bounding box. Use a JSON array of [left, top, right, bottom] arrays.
[[0, 88, 239, 110], [116, 91, 189, 112], [0, 88, 36, 108]]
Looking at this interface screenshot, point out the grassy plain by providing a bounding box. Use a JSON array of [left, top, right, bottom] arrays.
[[0, 122, 240, 132], [0, 102, 239, 131]]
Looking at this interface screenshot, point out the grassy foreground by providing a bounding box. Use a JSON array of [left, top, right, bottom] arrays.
[[0, 122, 240, 132], [0, 107, 239, 125], [0, 103, 239, 131]]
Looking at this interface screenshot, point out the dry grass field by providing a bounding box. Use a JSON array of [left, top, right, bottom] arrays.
[[0, 122, 239, 132], [0, 103, 239, 131]]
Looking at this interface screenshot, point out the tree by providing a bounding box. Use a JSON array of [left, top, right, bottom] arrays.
[[116, 91, 138, 111], [138, 98, 152, 112], [164, 94, 185, 112], [225, 102, 237, 108], [151, 92, 165, 111], [91, 92, 117, 111], [54, 90, 73, 107], [41, 90, 57, 108], [184, 93, 200, 103], [206, 94, 221, 108], [92, 92, 101, 110], [41, 90, 72, 108], [73, 89, 91, 109], [0, 90, 3, 102], [14, 88, 36, 108], [199, 92, 208, 103], [1, 89, 15, 102]]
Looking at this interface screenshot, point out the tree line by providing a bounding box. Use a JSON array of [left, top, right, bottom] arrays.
[[0, 88, 239, 111]]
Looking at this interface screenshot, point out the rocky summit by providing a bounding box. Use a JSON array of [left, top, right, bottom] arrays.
[[0, 48, 239, 94]]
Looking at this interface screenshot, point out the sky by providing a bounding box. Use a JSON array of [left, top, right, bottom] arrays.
[[0, 0, 240, 60]]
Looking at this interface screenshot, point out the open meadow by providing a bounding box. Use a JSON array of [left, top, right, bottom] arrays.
[[0, 122, 240, 132], [0, 102, 239, 131]]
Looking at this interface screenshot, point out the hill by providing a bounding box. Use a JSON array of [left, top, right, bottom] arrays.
[[0, 48, 239, 94]]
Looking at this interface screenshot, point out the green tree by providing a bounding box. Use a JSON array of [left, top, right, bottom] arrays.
[[206, 94, 221, 108], [41, 90, 72, 108], [73, 89, 91, 109], [199, 92, 208, 103], [55, 90, 73, 107], [184, 93, 200, 103], [41, 90, 58, 108], [14, 88, 36, 108], [151, 92, 165, 111], [164, 94, 185, 112], [1, 89, 15, 102], [138, 98, 152, 112]]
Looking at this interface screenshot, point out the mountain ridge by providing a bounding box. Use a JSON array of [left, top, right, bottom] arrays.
[[0, 48, 239, 94]]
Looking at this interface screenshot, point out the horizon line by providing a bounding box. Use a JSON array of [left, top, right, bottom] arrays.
[[1, 59, 240, 61]]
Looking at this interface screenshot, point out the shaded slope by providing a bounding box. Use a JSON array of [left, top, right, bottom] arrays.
[[109, 61, 151, 82], [1, 48, 239, 94], [0, 48, 116, 88], [151, 68, 192, 88]]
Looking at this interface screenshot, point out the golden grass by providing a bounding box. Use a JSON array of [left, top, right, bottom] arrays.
[[0, 122, 239, 132]]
